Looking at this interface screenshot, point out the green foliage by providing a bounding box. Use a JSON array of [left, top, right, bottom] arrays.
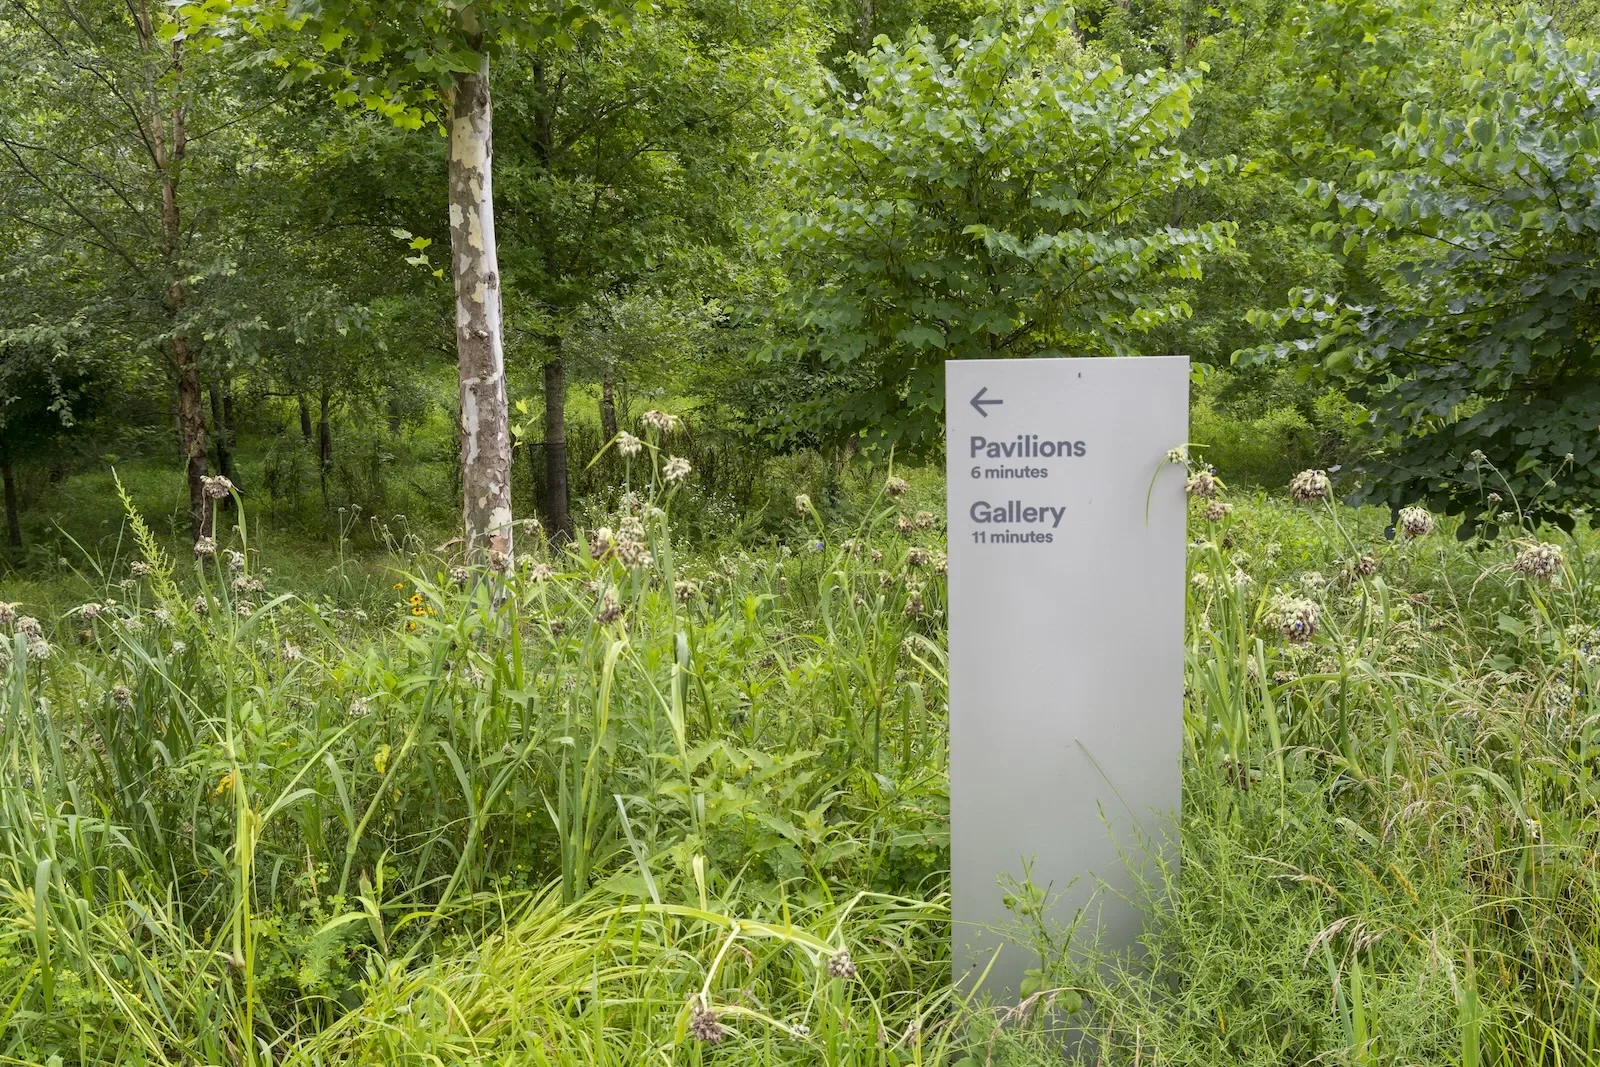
[[1247, 9, 1600, 532], [768, 0, 1237, 450]]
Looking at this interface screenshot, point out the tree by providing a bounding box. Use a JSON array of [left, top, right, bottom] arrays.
[[1245, 10, 1600, 532], [179, 0, 632, 560], [491, 0, 813, 536], [0, 0, 230, 540], [767, 0, 1237, 451]]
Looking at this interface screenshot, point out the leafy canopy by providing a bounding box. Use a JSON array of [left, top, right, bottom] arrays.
[[1245, 8, 1600, 532], [767, 0, 1237, 450]]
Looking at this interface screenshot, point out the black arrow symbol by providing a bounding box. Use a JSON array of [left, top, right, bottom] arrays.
[[970, 387, 1004, 417]]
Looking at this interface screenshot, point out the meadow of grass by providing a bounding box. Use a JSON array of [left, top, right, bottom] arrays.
[[1, 442, 1598, 1066]]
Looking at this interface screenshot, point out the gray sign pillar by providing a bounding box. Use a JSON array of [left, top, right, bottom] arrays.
[[946, 356, 1189, 1002]]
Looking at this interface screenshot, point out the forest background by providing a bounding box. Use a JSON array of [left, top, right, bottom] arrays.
[[2, 0, 1596, 562]]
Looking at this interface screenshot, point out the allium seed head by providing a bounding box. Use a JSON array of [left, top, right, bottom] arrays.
[[16, 616, 41, 638], [1289, 469, 1332, 504], [675, 580, 700, 603], [595, 590, 623, 625], [1398, 506, 1434, 540], [1354, 555, 1379, 578], [111, 684, 132, 708], [616, 431, 643, 457], [1272, 596, 1320, 644], [905, 547, 931, 568], [1512, 542, 1563, 583], [794, 493, 812, 515], [201, 475, 235, 500], [883, 476, 909, 498], [915, 510, 936, 529], [689, 1007, 724, 1044], [827, 949, 858, 979], [1202, 500, 1230, 523], [663, 456, 691, 484], [1185, 470, 1220, 499], [641, 409, 680, 435], [194, 536, 218, 557], [591, 528, 615, 560]]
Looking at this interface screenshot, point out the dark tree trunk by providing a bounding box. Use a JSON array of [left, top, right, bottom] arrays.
[[318, 388, 332, 504], [387, 396, 403, 436], [543, 352, 571, 541], [298, 394, 313, 440], [1, 459, 20, 548], [600, 369, 619, 441], [208, 382, 235, 489]]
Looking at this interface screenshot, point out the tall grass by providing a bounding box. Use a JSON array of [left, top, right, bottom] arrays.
[[2, 454, 1599, 1065]]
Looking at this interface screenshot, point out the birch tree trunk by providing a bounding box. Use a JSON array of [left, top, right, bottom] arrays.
[[448, 60, 514, 562]]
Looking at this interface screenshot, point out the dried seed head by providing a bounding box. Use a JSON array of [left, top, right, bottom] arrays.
[[905, 547, 931, 568], [201, 475, 235, 500], [77, 602, 105, 621], [614, 537, 652, 568], [130, 561, 153, 578], [527, 562, 556, 582], [895, 516, 914, 534], [1202, 500, 1230, 523], [616, 432, 643, 457], [620, 516, 646, 541], [224, 549, 246, 572], [904, 592, 925, 617], [1272, 596, 1320, 644], [675, 580, 700, 602], [795, 493, 813, 515], [663, 456, 691, 484], [1512, 541, 1563, 583], [591, 528, 616, 560], [595, 590, 623, 625], [914, 510, 936, 529], [827, 949, 858, 979], [450, 566, 472, 587], [1288, 469, 1332, 504], [1185, 470, 1220, 499], [641, 409, 680, 435], [689, 1006, 724, 1044], [1398, 506, 1434, 540], [25, 636, 51, 661], [191, 596, 209, 617], [1354, 555, 1379, 578], [883, 476, 909, 498], [194, 536, 218, 558], [16, 616, 41, 637], [111, 684, 133, 709]]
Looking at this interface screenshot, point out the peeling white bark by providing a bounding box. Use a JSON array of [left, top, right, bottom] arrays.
[[448, 62, 514, 560]]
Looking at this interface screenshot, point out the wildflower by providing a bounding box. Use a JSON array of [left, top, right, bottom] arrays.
[[450, 566, 471, 587], [131, 561, 153, 577], [1272, 596, 1320, 644], [373, 745, 390, 775], [1191, 572, 1210, 589], [1398, 506, 1434, 540], [1185, 470, 1220, 499], [0, 602, 15, 627], [827, 949, 858, 979], [641, 409, 680, 435], [616, 431, 643, 457], [350, 697, 369, 719], [77, 602, 105, 621], [809, 539, 824, 553], [905, 547, 931, 569], [25, 636, 51, 662], [201, 475, 235, 500], [281, 643, 301, 663], [795, 493, 812, 515], [915, 510, 936, 529], [194, 536, 218, 557], [590, 528, 615, 561], [235, 603, 253, 618], [595, 589, 623, 625], [904, 590, 926, 617], [1288, 469, 1332, 504], [883, 476, 910, 498], [619, 490, 643, 514], [111, 684, 132, 709], [675, 580, 700, 602], [1487, 492, 1502, 507], [839, 539, 859, 555], [527, 563, 556, 582], [689, 1005, 724, 1044], [213, 772, 234, 798], [895, 515, 914, 535], [614, 538, 652, 568], [1354, 555, 1379, 578], [489, 550, 512, 574], [1466, 449, 1488, 469], [16, 616, 41, 638], [1512, 542, 1563, 583], [930, 551, 948, 576], [1202, 501, 1230, 523], [120, 614, 145, 633], [1165, 446, 1188, 465], [170, 641, 186, 655], [659, 454, 691, 483], [224, 549, 245, 572], [1301, 571, 1327, 592]]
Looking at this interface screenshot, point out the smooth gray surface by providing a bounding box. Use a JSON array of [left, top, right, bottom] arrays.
[[946, 356, 1188, 1003]]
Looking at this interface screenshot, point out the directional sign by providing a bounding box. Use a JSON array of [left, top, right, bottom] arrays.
[[946, 356, 1188, 1003]]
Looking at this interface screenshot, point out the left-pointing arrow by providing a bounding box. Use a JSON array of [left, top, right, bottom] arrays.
[[970, 387, 1004, 417]]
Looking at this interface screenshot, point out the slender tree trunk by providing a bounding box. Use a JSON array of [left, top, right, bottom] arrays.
[[600, 369, 619, 441], [447, 56, 514, 562], [137, 1, 207, 540], [859, 0, 873, 52], [387, 396, 403, 437], [298, 394, 313, 440], [1, 459, 20, 549], [208, 382, 235, 486], [543, 352, 572, 540], [318, 388, 332, 504]]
